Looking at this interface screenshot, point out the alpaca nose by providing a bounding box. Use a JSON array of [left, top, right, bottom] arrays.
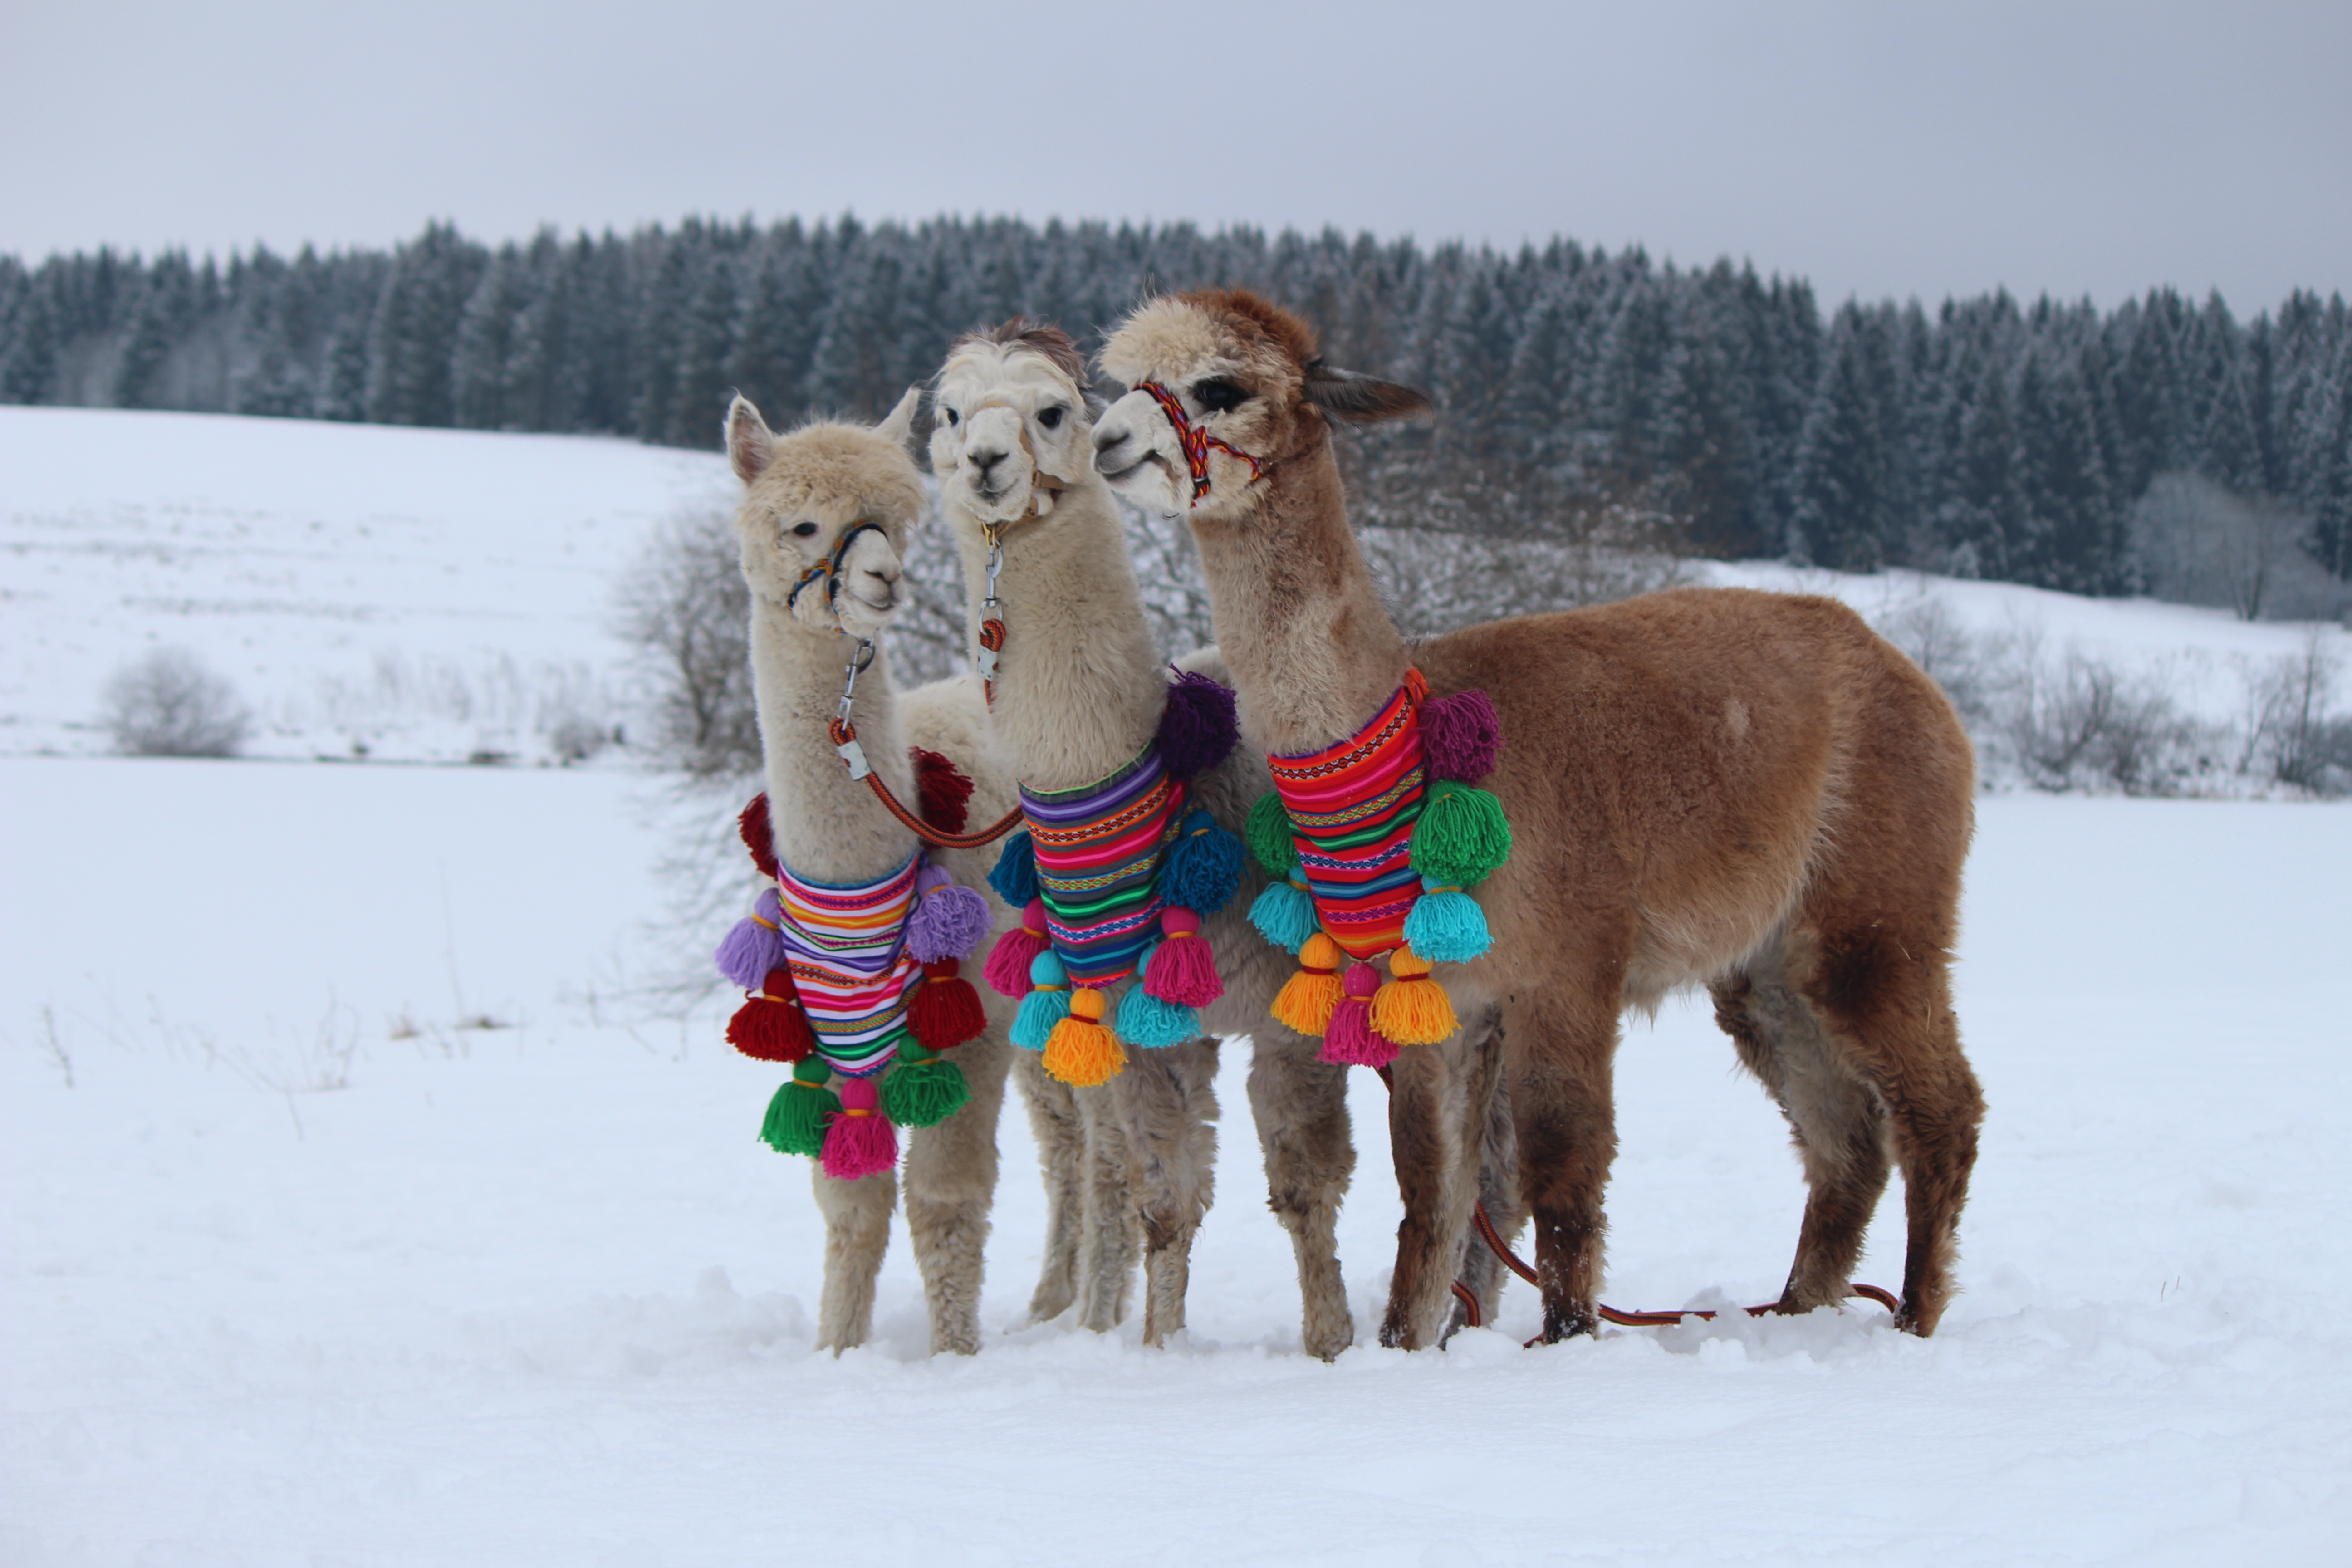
[[968, 444, 1008, 479]]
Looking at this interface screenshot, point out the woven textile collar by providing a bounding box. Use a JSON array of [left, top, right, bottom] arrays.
[[771, 851, 921, 1076], [1020, 744, 1188, 987], [1267, 677, 1428, 960]]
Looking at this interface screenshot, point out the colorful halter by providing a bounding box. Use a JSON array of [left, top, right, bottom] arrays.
[[785, 518, 888, 618], [1247, 671, 1512, 1069], [1136, 382, 1265, 504], [715, 793, 993, 1180], [979, 671, 1246, 1088]]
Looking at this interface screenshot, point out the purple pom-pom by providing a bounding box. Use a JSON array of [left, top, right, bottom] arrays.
[[715, 888, 787, 990], [907, 883, 992, 963], [1156, 669, 1240, 779], [1419, 688, 1504, 782]]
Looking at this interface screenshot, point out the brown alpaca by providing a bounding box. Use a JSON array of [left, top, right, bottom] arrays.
[[1091, 289, 1985, 1347]]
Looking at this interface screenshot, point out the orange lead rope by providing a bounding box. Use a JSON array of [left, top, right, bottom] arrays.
[[1372, 1065, 1901, 1342]]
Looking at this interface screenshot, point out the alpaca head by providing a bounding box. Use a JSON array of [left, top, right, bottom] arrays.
[[725, 387, 925, 641], [1092, 289, 1428, 524], [929, 318, 1095, 527]]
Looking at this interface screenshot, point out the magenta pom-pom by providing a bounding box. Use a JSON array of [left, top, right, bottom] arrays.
[[1419, 688, 1504, 782], [908, 883, 992, 964], [1318, 966, 1394, 1067], [821, 1075, 898, 1180], [1142, 910, 1224, 1007], [713, 890, 787, 990], [983, 901, 1052, 998], [1156, 669, 1240, 779]]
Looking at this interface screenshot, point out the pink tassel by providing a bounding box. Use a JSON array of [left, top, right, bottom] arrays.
[[983, 898, 1051, 998], [820, 1075, 898, 1180], [1142, 906, 1223, 1006], [1319, 963, 1397, 1068]]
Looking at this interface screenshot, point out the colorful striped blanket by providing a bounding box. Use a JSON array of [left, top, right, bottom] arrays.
[[1022, 745, 1187, 988], [771, 852, 921, 1077], [1267, 681, 1428, 960]]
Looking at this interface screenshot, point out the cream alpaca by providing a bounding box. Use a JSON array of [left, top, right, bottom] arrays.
[[929, 321, 1515, 1356], [723, 387, 1027, 1356], [1092, 290, 1985, 1348]]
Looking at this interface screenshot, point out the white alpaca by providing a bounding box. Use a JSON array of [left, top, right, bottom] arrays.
[[927, 321, 1514, 1356], [721, 387, 1028, 1356]]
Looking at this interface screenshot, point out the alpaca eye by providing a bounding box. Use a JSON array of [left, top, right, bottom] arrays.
[[790, 522, 818, 538], [1193, 379, 1247, 413], [1038, 406, 1064, 430], [944, 408, 959, 426]]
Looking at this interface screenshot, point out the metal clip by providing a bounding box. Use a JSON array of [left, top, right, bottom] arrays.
[[837, 638, 875, 722]]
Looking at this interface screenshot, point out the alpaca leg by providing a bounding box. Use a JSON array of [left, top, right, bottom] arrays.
[[1712, 959, 1891, 1314], [811, 1163, 897, 1353], [1110, 1038, 1221, 1347], [1446, 1011, 1525, 1336], [1504, 989, 1621, 1345], [1074, 1085, 1138, 1332], [1248, 1024, 1357, 1360], [1009, 1051, 1087, 1324], [1785, 924, 1983, 1335], [902, 1030, 1009, 1356], [1379, 1011, 1502, 1350]]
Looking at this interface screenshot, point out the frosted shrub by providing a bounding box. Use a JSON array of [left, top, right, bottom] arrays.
[[615, 507, 759, 782], [102, 647, 254, 757]]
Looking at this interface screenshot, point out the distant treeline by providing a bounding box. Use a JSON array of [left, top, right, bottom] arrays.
[[2, 216, 2346, 592]]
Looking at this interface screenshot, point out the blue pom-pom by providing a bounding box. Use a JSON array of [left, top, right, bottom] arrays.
[[988, 828, 1038, 906], [1115, 960, 1201, 1048], [1248, 874, 1319, 956], [1011, 948, 1071, 1051], [1403, 882, 1491, 963], [1159, 809, 1243, 915]]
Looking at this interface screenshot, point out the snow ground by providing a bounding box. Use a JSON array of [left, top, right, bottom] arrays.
[[5, 760, 2348, 1567], [5, 406, 2351, 1564]]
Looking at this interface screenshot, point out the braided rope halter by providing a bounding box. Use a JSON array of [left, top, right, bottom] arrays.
[[798, 518, 1024, 850], [1135, 381, 1264, 505]]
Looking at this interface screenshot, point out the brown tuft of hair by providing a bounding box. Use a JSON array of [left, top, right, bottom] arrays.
[[956, 317, 1088, 387], [1177, 288, 1323, 366]]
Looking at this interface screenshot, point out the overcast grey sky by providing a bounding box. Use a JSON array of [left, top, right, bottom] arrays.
[[4, 0, 2345, 314]]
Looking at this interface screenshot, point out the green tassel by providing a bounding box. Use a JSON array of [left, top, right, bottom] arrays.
[[1411, 780, 1512, 887], [760, 1059, 837, 1157], [1245, 791, 1298, 876], [881, 1056, 971, 1128]]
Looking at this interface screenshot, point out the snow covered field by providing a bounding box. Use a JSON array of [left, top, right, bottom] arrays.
[[4, 407, 2351, 1564]]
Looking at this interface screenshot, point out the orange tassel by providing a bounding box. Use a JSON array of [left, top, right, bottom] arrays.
[[1371, 942, 1458, 1046], [1043, 986, 1127, 1086], [1270, 931, 1345, 1037]]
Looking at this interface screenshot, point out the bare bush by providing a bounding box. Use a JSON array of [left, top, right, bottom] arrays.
[[2245, 632, 2351, 796], [614, 507, 758, 783], [2132, 473, 2352, 623], [1867, 593, 2005, 730], [2002, 649, 2212, 795], [102, 647, 253, 757]]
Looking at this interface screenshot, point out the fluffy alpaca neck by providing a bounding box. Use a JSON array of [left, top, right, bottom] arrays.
[[1188, 442, 1408, 757], [950, 477, 1165, 793], [748, 604, 921, 886]]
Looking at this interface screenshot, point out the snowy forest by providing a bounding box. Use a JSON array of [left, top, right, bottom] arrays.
[[4, 215, 2347, 612]]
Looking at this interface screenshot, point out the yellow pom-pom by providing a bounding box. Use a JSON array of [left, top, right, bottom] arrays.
[[1270, 931, 1344, 1037], [1043, 987, 1127, 1085], [1372, 943, 1458, 1045]]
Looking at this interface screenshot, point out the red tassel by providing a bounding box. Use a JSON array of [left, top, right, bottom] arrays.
[[983, 901, 1052, 998], [910, 959, 987, 1049], [910, 747, 975, 834], [726, 967, 812, 1062], [737, 794, 779, 880], [1143, 907, 1223, 1006]]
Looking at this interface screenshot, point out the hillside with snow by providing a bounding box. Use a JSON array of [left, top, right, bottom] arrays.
[[3, 407, 2350, 1565]]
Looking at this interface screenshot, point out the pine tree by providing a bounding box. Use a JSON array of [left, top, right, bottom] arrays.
[[365, 222, 486, 426], [1787, 306, 1891, 570]]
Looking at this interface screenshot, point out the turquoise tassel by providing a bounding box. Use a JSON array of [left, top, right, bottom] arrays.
[[1404, 881, 1491, 964], [1116, 965, 1201, 1048], [1249, 872, 1319, 955], [1010, 949, 1070, 1050]]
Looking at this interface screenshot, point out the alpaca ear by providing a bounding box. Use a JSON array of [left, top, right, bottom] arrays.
[[1301, 363, 1432, 424], [726, 395, 774, 484], [876, 386, 922, 450]]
